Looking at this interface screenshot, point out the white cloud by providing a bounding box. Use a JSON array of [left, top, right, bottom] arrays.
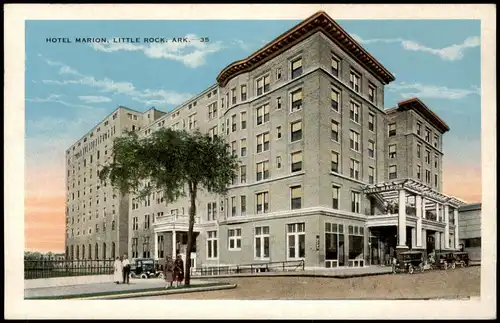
[[78, 95, 112, 103], [232, 39, 255, 52], [352, 34, 480, 61], [387, 82, 480, 100], [90, 34, 224, 68], [26, 94, 95, 109]]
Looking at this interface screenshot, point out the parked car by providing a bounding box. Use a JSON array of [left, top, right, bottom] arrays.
[[392, 251, 425, 274], [453, 251, 470, 268], [130, 258, 164, 279], [435, 251, 456, 270]]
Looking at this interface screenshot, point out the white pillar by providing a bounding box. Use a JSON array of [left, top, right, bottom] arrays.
[[416, 195, 423, 248], [422, 197, 426, 219], [422, 229, 427, 250], [444, 204, 450, 249], [454, 208, 459, 250], [154, 232, 158, 260], [434, 232, 440, 250], [435, 203, 440, 221], [397, 189, 407, 248], [411, 227, 416, 249], [172, 230, 177, 257]]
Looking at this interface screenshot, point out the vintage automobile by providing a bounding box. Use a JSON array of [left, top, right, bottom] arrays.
[[392, 251, 425, 274], [435, 251, 457, 270], [453, 251, 470, 268], [130, 258, 164, 279]]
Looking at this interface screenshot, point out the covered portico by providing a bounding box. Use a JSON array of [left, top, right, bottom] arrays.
[[153, 213, 201, 267], [363, 179, 465, 259]]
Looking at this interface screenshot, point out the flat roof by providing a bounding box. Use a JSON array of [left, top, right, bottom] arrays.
[[387, 97, 450, 133], [216, 11, 395, 87], [458, 202, 482, 212]]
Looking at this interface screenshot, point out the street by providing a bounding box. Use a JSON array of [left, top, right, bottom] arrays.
[[136, 266, 480, 300]]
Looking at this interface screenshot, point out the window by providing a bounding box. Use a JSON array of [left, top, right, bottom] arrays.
[[228, 228, 242, 250], [256, 132, 270, 153], [142, 236, 150, 258], [240, 111, 247, 130], [368, 113, 375, 132], [131, 238, 138, 258], [208, 102, 217, 120], [240, 165, 247, 184], [207, 203, 212, 221], [188, 114, 197, 130], [331, 120, 339, 142], [256, 191, 269, 214], [231, 88, 237, 105], [231, 114, 237, 132], [417, 165, 422, 180], [366, 168, 374, 185], [256, 104, 270, 125], [331, 151, 339, 172], [434, 154, 439, 168], [325, 222, 346, 267], [241, 85, 247, 101], [332, 186, 340, 209], [256, 161, 269, 181], [290, 185, 302, 210], [425, 150, 431, 164], [255, 226, 270, 259], [425, 128, 431, 142], [240, 138, 247, 157], [256, 75, 270, 95], [231, 141, 237, 157], [240, 196, 246, 216], [276, 156, 282, 169], [348, 225, 364, 267], [290, 120, 302, 142], [368, 84, 376, 103], [425, 169, 431, 184], [389, 165, 397, 179], [291, 57, 303, 79], [157, 235, 164, 259], [349, 101, 360, 123], [349, 130, 360, 151], [351, 192, 361, 213], [416, 122, 422, 136], [208, 126, 218, 140], [349, 71, 360, 92], [231, 197, 237, 217], [276, 68, 282, 80], [287, 223, 305, 259], [291, 151, 303, 172], [330, 88, 340, 112], [350, 159, 360, 180], [389, 123, 396, 137], [331, 55, 340, 77], [434, 135, 439, 148], [277, 97, 282, 110], [368, 141, 375, 158], [290, 89, 303, 112], [207, 231, 218, 259], [221, 97, 225, 110], [417, 144, 421, 158], [144, 214, 150, 230], [389, 144, 397, 159], [275, 126, 282, 139], [434, 174, 438, 187]]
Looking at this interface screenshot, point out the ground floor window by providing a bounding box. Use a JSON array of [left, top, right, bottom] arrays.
[[207, 231, 218, 259], [158, 235, 164, 259], [287, 223, 305, 259], [255, 226, 270, 259], [228, 228, 242, 250], [348, 225, 364, 267], [132, 238, 138, 258], [325, 222, 345, 268]]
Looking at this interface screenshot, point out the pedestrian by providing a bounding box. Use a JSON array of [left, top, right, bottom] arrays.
[[113, 256, 123, 284], [164, 256, 174, 289], [122, 254, 131, 284], [173, 254, 184, 287]]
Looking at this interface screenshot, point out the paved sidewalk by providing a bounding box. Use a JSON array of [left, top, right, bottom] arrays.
[[24, 277, 213, 299]]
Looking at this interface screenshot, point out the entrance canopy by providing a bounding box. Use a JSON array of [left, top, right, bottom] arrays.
[[363, 179, 465, 209]]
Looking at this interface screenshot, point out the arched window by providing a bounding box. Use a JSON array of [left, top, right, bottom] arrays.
[[112, 220, 116, 230], [88, 244, 92, 259], [95, 243, 99, 260], [112, 242, 116, 259], [103, 242, 107, 259], [82, 245, 86, 259]]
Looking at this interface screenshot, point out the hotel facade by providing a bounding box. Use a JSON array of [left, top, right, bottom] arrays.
[[65, 11, 465, 270]]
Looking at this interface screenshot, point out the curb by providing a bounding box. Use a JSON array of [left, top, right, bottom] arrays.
[[193, 271, 393, 279], [78, 283, 237, 300]]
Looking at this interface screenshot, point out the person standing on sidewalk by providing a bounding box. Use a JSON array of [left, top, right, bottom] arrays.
[[113, 256, 123, 284], [122, 254, 131, 284], [173, 254, 184, 287], [164, 256, 174, 289]]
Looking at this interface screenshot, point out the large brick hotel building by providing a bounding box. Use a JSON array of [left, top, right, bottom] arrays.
[[65, 11, 465, 270]]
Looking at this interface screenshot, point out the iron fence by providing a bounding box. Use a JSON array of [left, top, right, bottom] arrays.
[[191, 260, 305, 276], [24, 259, 114, 280]]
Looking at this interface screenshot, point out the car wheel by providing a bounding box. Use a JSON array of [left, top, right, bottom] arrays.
[[140, 273, 148, 279], [444, 262, 448, 270], [130, 272, 136, 279], [408, 265, 414, 274]]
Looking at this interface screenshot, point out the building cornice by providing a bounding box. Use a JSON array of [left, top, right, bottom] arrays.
[[396, 97, 451, 133], [216, 11, 395, 87]]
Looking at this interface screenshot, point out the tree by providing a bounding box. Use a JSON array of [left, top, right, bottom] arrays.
[[99, 128, 238, 285]]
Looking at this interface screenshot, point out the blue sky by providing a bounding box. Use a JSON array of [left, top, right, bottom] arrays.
[[25, 18, 481, 195]]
